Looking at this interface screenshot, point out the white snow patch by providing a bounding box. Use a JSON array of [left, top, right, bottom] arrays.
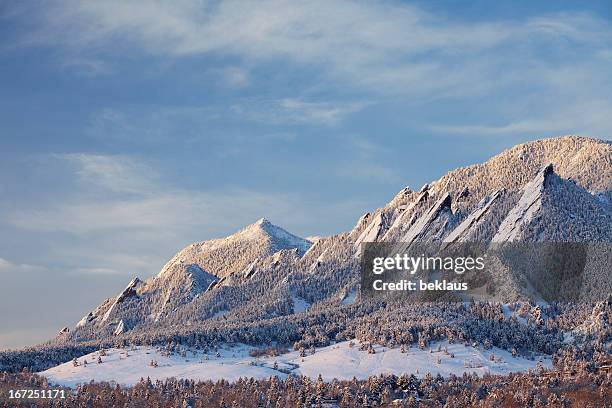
[[291, 295, 310, 313], [41, 340, 550, 387], [492, 165, 551, 242], [341, 289, 358, 305], [41, 345, 284, 387], [444, 189, 502, 244], [293, 340, 550, 381], [212, 310, 228, 319], [501, 305, 528, 326]]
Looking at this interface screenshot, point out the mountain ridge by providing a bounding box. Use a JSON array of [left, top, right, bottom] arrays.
[[65, 135, 611, 342]]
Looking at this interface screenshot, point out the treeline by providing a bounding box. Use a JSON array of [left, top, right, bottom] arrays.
[[1, 368, 610, 407], [1, 300, 609, 375]]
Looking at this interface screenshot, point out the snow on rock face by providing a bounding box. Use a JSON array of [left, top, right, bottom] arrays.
[[153, 264, 215, 293], [72, 219, 312, 333], [381, 187, 430, 241], [257, 218, 312, 254], [354, 213, 384, 248], [401, 192, 453, 244], [146, 263, 217, 320], [117, 278, 141, 302], [65, 136, 612, 344], [444, 189, 503, 245], [76, 312, 95, 328], [40, 341, 551, 387], [113, 320, 128, 336], [101, 278, 142, 323], [160, 218, 311, 280], [386, 186, 414, 210], [492, 165, 553, 243], [429, 136, 612, 215]]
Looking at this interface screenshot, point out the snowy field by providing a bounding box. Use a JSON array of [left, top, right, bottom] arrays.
[[41, 340, 551, 387]]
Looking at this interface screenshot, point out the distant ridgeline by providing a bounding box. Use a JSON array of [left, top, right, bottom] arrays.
[[1, 135, 610, 373]]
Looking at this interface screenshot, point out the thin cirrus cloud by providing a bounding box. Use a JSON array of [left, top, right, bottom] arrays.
[[5, 153, 370, 243], [429, 99, 612, 138], [0, 257, 46, 274], [5, 0, 607, 141], [230, 98, 369, 126], [16, 1, 610, 97], [87, 98, 367, 147], [59, 153, 159, 195]]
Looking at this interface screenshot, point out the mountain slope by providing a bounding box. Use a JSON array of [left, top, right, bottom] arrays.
[[72, 219, 312, 337], [165, 218, 311, 279], [492, 164, 612, 242], [65, 135, 611, 343]]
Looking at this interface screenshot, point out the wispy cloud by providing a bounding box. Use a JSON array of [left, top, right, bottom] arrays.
[[231, 98, 368, 126], [14, 1, 610, 97], [2, 154, 371, 278], [87, 106, 222, 143], [5, 1, 611, 140], [430, 99, 612, 138], [336, 163, 398, 182], [59, 153, 158, 195], [0, 257, 46, 273], [219, 66, 250, 88]]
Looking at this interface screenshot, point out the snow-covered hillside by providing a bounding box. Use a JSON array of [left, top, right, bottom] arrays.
[[41, 340, 550, 387], [5, 135, 607, 380]]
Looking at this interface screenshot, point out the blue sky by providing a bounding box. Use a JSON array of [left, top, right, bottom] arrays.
[[0, 0, 611, 349]]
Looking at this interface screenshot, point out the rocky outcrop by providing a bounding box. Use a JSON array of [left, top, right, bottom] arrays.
[[401, 192, 453, 244], [491, 165, 553, 242], [354, 213, 384, 248], [102, 277, 143, 323], [65, 136, 611, 341], [381, 186, 430, 241], [113, 320, 130, 336], [444, 189, 504, 245]]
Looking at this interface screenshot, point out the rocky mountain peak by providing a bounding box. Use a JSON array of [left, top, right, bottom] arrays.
[[254, 217, 270, 226]]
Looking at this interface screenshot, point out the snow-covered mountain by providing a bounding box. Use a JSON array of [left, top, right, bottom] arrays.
[[160, 217, 311, 280], [73, 218, 312, 337], [66, 135, 611, 342]]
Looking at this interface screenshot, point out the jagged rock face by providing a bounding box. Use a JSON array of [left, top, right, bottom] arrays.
[[444, 189, 504, 244], [400, 193, 454, 244], [492, 165, 552, 242], [101, 278, 143, 323], [351, 136, 610, 249], [113, 278, 141, 307], [381, 187, 430, 242], [74, 264, 218, 331], [145, 263, 217, 321], [493, 164, 612, 242], [354, 213, 384, 249], [113, 320, 128, 336]]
